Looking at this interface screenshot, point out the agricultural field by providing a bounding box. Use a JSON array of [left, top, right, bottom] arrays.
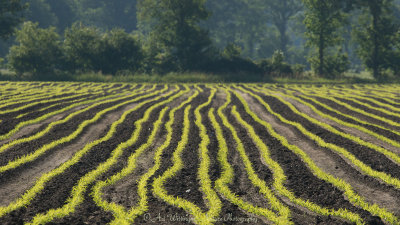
[[0, 82, 399, 225]]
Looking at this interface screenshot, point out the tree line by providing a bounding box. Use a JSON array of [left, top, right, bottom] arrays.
[[1, 0, 400, 81]]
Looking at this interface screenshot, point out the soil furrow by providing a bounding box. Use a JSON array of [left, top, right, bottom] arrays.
[[0, 93, 155, 166], [232, 93, 383, 224], [314, 96, 400, 131], [0, 91, 170, 224], [284, 96, 400, 156], [261, 94, 400, 180], [297, 96, 400, 143]]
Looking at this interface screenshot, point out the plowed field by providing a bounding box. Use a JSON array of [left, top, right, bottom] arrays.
[[0, 82, 399, 225]]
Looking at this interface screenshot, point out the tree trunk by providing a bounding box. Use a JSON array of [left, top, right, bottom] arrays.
[[319, 32, 324, 76], [371, 7, 380, 80], [278, 21, 288, 56]]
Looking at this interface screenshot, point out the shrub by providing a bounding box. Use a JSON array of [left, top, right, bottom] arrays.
[[310, 51, 349, 79], [258, 51, 302, 78], [7, 22, 63, 80], [63, 24, 144, 75], [63, 23, 104, 73], [100, 29, 143, 74]]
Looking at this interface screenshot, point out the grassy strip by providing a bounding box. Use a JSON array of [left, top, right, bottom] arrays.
[[327, 87, 400, 107], [25, 86, 184, 224], [246, 86, 400, 189], [152, 105, 215, 225], [330, 91, 400, 118], [0, 82, 122, 111], [0, 85, 146, 154], [210, 90, 292, 224], [268, 88, 400, 152], [229, 96, 363, 224], [93, 106, 169, 225], [193, 87, 222, 222], [93, 86, 200, 225], [356, 94, 400, 108], [0, 85, 162, 173], [0, 85, 170, 219], [221, 88, 292, 223], [236, 86, 399, 224], [294, 88, 400, 128], [0, 83, 80, 105], [256, 86, 400, 166], [0, 84, 143, 141], [0, 87, 100, 114], [277, 89, 400, 143], [11, 84, 125, 120]]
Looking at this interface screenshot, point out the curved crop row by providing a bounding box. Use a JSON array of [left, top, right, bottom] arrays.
[[228, 87, 363, 224], [0, 84, 147, 141], [235, 86, 399, 224], [0, 86, 100, 114], [0, 82, 126, 111], [326, 88, 400, 109], [0, 85, 172, 219], [27, 86, 186, 224], [244, 86, 400, 189], [0, 85, 166, 173], [270, 88, 400, 151], [328, 90, 400, 118], [211, 88, 293, 224], [0, 85, 148, 154], [292, 87, 400, 128], [255, 87, 400, 167], [96, 86, 201, 225], [151, 105, 214, 224], [91, 86, 194, 224]]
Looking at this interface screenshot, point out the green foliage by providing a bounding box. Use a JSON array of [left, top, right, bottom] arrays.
[[258, 51, 299, 78], [354, 0, 398, 81], [7, 21, 63, 80], [138, 0, 213, 71], [63, 23, 103, 72], [309, 50, 349, 79], [265, 0, 303, 55], [22, 0, 57, 28], [0, 0, 26, 39], [63, 23, 143, 74], [101, 29, 143, 74], [303, 0, 347, 77], [73, 0, 137, 31], [222, 43, 242, 59]]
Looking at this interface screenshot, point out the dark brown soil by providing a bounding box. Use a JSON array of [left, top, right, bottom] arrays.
[[314, 96, 400, 132], [334, 97, 400, 124], [257, 95, 400, 180], [0, 86, 172, 224], [1, 84, 399, 225], [231, 94, 383, 224], [297, 96, 400, 142], [0, 93, 158, 167]]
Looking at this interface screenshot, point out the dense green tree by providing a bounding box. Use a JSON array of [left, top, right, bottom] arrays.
[[8, 21, 63, 79], [303, 0, 347, 77], [204, 0, 277, 59], [63, 23, 103, 72], [353, 0, 398, 80], [45, 0, 76, 31], [0, 0, 25, 39], [100, 29, 143, 74], [22, 0, 57, 28], [138, 0, 213, 71], [73, 0, 137, 31], [265, 0, 303, 56], [63, 23, 143, 74]]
